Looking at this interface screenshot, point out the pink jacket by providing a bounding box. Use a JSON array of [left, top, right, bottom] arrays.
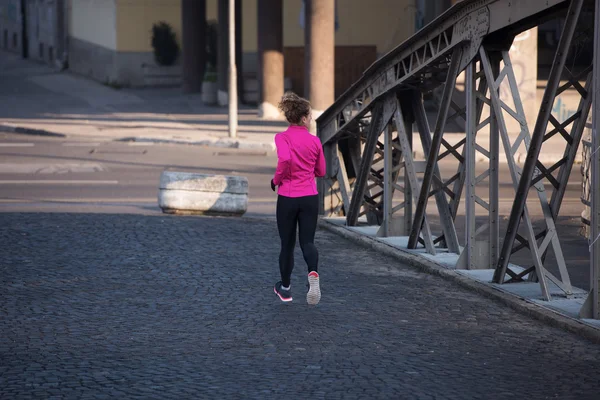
[[273, 125, 326, 197]]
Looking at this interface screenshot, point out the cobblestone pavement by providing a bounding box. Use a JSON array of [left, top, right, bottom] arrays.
[[1, 213, 600, 400]]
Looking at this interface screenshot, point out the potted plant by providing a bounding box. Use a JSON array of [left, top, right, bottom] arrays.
[[202, 20, 219, 105]]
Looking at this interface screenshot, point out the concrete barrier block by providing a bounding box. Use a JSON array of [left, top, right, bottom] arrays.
[[158, 171, 248, 216], [159, 171, 248, 194]]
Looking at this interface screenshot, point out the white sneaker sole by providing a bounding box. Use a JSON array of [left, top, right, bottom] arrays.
[[307, 275, 321, 305]]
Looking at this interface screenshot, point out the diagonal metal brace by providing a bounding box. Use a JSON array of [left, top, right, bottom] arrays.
[[495, 0, 585, 280], [408, 46, 464, 251], [346, 95, 397, 226]]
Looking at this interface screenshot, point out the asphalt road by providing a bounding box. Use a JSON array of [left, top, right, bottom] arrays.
[[0, 132, 279, 216], [0, 132, 585, 216]]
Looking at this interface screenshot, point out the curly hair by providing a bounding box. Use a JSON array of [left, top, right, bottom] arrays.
[[278, 91, 311, 125]]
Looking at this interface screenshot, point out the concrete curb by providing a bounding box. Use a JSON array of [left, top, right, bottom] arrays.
[[0, 124, 66, 138], [318, 219, 600, 344], [117, 137, 276, 152], [0, 124, 276, 151]]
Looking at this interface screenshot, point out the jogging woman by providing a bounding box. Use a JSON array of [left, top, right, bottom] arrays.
[[271, 92, 326, 305]]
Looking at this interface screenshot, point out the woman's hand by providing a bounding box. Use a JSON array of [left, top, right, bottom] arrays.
[[271, 179, 276, 192]]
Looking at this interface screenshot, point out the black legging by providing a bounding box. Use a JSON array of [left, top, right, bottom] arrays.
[[276, 194, 319, 287]]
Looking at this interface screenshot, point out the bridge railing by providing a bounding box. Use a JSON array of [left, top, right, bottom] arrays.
[[316, 0, 598, 314]]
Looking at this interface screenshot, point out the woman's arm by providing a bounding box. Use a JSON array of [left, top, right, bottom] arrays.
[[314, 140, 326, 178], [273, 134, 291, 185]]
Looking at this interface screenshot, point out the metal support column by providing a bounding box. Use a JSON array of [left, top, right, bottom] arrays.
[[459, 56, 499, 270], [403, 114, 414, 235], [461, 61, 476, 268], [489, 61, 500, 270], [496, 0, 585, 281], [589, 0, 600, 318], [382, 125, 394, 236], [581, 0, 600, 319]]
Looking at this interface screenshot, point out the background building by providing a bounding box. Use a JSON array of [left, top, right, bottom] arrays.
[[1, 0, 591, 115], [1, 0, 417, 103]]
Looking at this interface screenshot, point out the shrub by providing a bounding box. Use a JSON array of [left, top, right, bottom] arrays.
[[151, 22, 179, 66], [206, 20, 218, 71]]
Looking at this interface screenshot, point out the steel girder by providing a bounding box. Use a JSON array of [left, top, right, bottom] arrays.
[[592, 0, 600, 320], [580, 0, 600, 318], [317, 0, 569, 148], [456, 56, 498, 270], [317, 0, 596, 306], [494, 0, 594, 299], [480, 46, 575, 300]]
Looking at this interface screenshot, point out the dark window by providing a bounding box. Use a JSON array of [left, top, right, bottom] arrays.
[[39, 43, 44, 58]]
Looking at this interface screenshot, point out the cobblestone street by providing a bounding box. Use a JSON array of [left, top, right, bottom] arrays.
[[1, 213, 600, 399]]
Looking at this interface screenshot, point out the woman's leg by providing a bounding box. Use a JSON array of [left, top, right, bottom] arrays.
[[297, 195, 319, 273], [276, 195, 298, 287]]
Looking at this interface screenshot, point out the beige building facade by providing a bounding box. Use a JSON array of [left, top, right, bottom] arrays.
[[65, 0, 416, 90]]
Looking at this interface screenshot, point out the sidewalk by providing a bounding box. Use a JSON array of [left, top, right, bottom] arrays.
[[0, 51, 287, 151], [321, 216, 600, 343], [1, 51, 582, 163]]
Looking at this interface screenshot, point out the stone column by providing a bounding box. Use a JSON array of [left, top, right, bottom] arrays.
[[304, 0, 335, 123], [216, 0, 243, 105], [257, 0, 284, 119], [235, 0, 244, 104], [181, 0, 206, 94], [54, 0, 67, 69], [217, 0, 229, 106]]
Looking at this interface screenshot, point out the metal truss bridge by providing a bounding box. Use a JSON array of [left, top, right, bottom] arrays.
[[317, 0, 600, 317]]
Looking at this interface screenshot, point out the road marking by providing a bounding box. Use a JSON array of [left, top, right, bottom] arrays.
[[0, 163, 106, 173], [0, 199, 33, 203], [61, 142, 102, 147], [127, 142, 154, 146], [0, 180, 118, 185], [0, 143, 34, 147]]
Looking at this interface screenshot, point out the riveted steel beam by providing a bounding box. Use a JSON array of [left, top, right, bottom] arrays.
[[458, 55, 500, 270]]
